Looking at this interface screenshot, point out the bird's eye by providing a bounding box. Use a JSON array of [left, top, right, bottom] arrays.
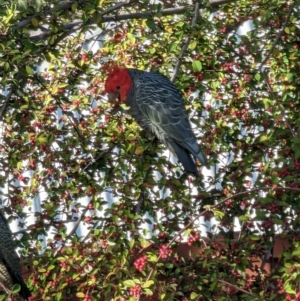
[[116, 86, 120, 90]]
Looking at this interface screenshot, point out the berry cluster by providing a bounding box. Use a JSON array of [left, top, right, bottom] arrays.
[[129, 284, 141, 297], [159, 245, 172, 259], [187, 231, 200, 246], [134, 255, 147, 272], [261, 219, 274, 229]]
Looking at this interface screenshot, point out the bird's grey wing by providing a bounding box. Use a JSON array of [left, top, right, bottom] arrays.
[[135, 77, 200, 155], [0, 212, 31, 299]]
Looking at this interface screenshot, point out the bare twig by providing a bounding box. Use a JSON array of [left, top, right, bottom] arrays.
[[135, 168, 152, 215], [0, 281, 11, 295], [260, 242, 273, 270], [259, 4, 294, 70], [82, 144, 117, 172], [65, 206, 89, 239], [170, 3, 200, 82], [0, 74, 25, 121], [218, 279, 260, 298]]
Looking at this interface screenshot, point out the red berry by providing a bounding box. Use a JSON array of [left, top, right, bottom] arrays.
[[129, 284, 141, 297]]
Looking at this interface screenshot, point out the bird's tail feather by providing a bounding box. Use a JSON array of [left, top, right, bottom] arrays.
[[166, 141, 198, 175], [195, 150, 209, 168]]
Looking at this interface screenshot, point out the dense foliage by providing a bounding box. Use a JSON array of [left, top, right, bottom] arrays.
[[0, 0, 300, 300]]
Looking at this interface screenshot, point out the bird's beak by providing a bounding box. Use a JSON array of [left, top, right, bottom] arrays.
[[107, 92, 119, 103]]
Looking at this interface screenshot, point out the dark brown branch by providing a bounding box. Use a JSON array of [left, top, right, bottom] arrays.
[[27, 0, 240, 43], [218, 279, 260, 298], [14, 1, 86, 29], [100, 0, 139, 15], [16, 0, 234, 30], [29, 7, 188, 42], [209, 0, 240, 5], [170, 3, 200, 82], [16, 0, 138, 32], [102, 6, 188, 22]]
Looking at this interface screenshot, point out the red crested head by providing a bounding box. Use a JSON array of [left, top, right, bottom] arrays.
[[104, 67, 132, 102]]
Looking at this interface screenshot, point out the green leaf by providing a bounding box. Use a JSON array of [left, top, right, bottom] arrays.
[[259, 134, 268, 142], [239, 215, 250, 222], [144, 288, 153, 296], [71, 2, 78, 10], [190, 292, 199, 300], [123, 280, 135, 287], [120, 103, 130, 110], [135, 146, 144, 155], [129, 239, 135, 249], [254, 73, 261, 81], [4, 62, 9, 71], [31, 17, 39, 27], [189, 40, 197, 50], [76, 292, 85, 298], [192, 60, 202, 72], [142, 280, 154, 288], [11, 284, 21, 293], [36, 132, 48, 145], [92, 12, 102, 24], [26, 65, 34, 75], [292, 249, 300, 256], [146, 19, 155, 30], [250, 235, 260, 241]]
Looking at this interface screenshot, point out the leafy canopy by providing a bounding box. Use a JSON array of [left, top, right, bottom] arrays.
[[0, 0, 300, 300]]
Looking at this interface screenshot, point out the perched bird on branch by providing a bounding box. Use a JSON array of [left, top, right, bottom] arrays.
[[104, 66, 208, 175], [0, 211, 31, 300]]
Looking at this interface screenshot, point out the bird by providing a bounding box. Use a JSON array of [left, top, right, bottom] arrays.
[[0, 211, 31, 300], [104, 66, 209, 175]]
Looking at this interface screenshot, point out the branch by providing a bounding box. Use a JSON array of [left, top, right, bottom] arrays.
[[33, 74, 85, 142], [16, 0, 234, 30], [0, 281, 11, 296], [65, 206, 89, 240], [0, 74, 24, 121], [13, 1, 86, 29], [140, 186, 300, 294], [259, 4, 294, 70], [27, 0, 240, 43], [172, 186, 300, 244], [218, 279, 260, 298], [29, 6, 188, 42], [265, 80, 296, 138], [170, 3, 200, 82], [209, 0, 240, 5], [100, 0, 139, 15]]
